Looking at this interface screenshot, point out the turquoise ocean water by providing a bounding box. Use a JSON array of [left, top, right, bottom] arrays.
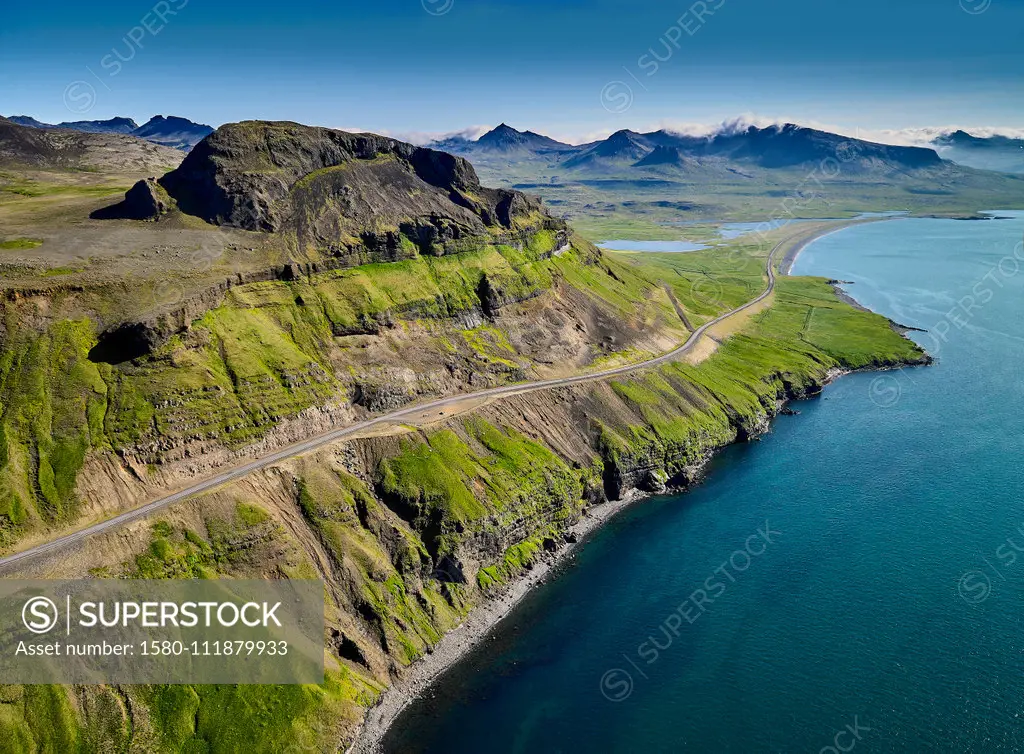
[[384, 213, 1024, 753]]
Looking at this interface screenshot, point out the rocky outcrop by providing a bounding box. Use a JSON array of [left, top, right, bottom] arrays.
[[91, 177, 170, 220], [87, 224, 572, 364], [151, 121, 564, 252], [88, 262, 311, 363]]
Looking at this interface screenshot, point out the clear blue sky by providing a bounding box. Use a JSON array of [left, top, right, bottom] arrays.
[[2, 0, 1021, 141]]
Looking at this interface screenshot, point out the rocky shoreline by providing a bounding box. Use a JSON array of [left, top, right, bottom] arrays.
[[345, 356, 929, 753], [348, 217, 931, 754], [346, 485, 648, 753]]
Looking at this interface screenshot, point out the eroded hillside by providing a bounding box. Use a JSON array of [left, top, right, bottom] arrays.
[[0, 120, 929, 752]]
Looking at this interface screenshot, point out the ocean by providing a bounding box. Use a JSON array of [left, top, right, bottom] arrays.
[[384, 213, 1024, 753]]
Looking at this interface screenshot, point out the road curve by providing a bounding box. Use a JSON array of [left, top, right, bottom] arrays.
[[0, 236, 787, 573]]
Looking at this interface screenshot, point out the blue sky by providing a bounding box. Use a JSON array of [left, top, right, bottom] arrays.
[[2, 0, 1022, 143]]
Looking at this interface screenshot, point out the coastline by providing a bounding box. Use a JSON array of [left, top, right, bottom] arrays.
[[347, 365, 895, 754], [347, 486, 649, 753], [347, 216, 914, 754]]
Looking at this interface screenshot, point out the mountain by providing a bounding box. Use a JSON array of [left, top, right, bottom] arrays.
[[109, 120, 562, 255], [562, 129, 652, 169], [932, 129, 1024, 174], [56, 116, 139, 134], [934, 129, 1024, 150], [4, 113, 212, 151], [7, 115, 53, 129], [634, 145, 695, 169], [437, 121, 945, 174], [461, 123, 573, 153], [582, 124, 944, 171], [7, 115, 139, 134], [132, 115, 213, 150], [0, 116, 183, 173], [431, 119, 1024, 229], [685, 124, 942, 169]]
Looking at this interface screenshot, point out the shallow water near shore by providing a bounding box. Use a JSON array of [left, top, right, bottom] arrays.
[[384, 212, 1024, 753]]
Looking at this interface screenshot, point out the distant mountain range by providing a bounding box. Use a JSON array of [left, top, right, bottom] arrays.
[[5, 114, 213, 151], [435, 122, 945, 174], [424, 121, 1024, 225], [431, 123, 574, 155], [930, 129, 1024, 174], [0, 116, 184, 174], [436, 122, 1024, 179], [8, 115, 140, 135]]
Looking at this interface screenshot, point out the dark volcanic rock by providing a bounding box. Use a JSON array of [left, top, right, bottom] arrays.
[[88, 322, 162, 364], [154, 120, 563, 255], [124, 177, 170, 217], [91, 177, 169, 220]]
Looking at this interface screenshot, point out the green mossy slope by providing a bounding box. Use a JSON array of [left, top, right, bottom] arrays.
[[0, 237, 929, 752]]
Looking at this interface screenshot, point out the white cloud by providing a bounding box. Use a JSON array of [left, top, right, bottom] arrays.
[[333, 124, 492, 146]]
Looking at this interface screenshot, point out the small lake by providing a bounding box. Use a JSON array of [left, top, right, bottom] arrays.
[[597, 240, 707, 252]]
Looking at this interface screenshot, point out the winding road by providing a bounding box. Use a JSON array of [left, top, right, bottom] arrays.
[[0, 232, 794, 573]]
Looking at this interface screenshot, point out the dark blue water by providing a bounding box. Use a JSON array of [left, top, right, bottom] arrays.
[[384, 213, 1024, 753]]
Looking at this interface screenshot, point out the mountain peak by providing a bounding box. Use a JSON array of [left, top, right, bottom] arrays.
[[587, 130, 651, 159], [477, 123, 528, 148], [634, 145, 691, 168], [475, 123, 570, 152], [132, 115, 214, 150], [935, 129, 980, 145], [604, 129, 646, 147]]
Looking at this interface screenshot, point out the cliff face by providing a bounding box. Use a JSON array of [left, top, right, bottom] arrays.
[[0, 115, 933, 751], [0, 274, 929, 751], [0, 234, 679, 553], [154, 121, 562, 253], [77, 120, 573, 362]]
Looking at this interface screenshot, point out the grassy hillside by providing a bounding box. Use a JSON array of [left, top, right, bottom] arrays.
[[0, 119, 931, 752], [0, 235, 927, 751], [0, 228, 686, 549]]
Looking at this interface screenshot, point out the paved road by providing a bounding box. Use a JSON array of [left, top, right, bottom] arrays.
[[0, 236, 786, 573]]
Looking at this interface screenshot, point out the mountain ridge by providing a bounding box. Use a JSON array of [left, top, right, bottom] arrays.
[[4, 113, 213, 150], [930, 129, 1024, 174], [0, 116, 184, 173], [473, 123, 574, 153], [100, 119, 564, 265], [438, 121, 945, 172]]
